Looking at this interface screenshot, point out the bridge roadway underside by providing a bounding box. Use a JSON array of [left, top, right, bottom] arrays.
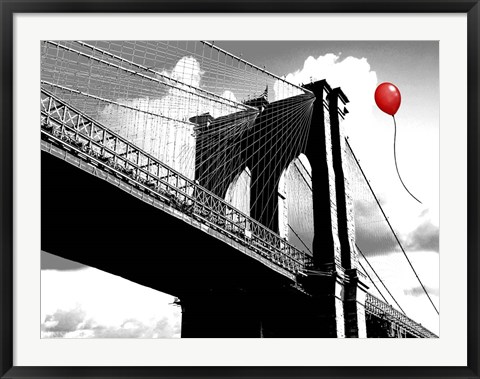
[[42, 152, 336, 338]]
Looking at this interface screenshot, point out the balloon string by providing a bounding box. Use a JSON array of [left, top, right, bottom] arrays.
[[393, 115, 422, 204]]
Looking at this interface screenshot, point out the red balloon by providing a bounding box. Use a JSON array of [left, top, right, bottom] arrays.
[[374, 82, 401, 116]]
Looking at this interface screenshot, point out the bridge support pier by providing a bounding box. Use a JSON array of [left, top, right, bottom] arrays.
[[308, 274, 346, 338], [179, 285, 356, 338], [179, 293, 263, 338], [344, 269, 368, 338], [302, 266, 368, 338]]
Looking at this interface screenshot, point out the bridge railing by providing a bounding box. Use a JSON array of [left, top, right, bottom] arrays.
[[365, 293, 438, 338], [41, 88, 313, 276]]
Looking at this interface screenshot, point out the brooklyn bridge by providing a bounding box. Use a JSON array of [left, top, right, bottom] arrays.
[[40, 40, 438, 338]]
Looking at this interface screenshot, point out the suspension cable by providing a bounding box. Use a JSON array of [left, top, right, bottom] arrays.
[[346, 139, 439, 315]]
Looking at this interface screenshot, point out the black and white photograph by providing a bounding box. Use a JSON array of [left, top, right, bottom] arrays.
[[40, 40, 439, 339]]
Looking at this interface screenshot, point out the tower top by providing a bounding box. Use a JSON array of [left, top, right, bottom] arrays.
[[303, 79, 349, 105], [243, 86, 269, 111]]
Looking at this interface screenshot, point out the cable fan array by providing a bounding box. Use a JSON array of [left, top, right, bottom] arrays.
[[194, 91, 315, 234], [40, 40, 314, 234], [41, 40, 259, 178], [284, 157, 314, 255]]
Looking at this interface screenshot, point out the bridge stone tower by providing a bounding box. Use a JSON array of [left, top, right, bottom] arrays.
[[187, 79, 369, 338], [302, 80, 368, 338]]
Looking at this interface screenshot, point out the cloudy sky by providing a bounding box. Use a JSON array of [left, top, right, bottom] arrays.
[[41, 41, 439, 337]]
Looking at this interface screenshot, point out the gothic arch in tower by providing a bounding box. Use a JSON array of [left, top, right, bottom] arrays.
[[277, 154, 314, 255]]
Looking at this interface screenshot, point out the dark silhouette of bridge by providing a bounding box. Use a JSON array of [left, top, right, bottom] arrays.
[[40, 40, 437, 338]]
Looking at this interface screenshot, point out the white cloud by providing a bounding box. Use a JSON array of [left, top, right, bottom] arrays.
[[276, 53, 378, 128], [221, 90, 237, 102], [41, 267, 181, 338], [168, 56, 203, 88]]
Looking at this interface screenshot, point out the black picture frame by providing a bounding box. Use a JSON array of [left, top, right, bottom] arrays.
[[1, 1, 479, 378]]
